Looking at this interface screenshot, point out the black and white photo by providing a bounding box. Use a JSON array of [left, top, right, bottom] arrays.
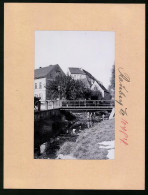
[[34, 31, 115, 160]]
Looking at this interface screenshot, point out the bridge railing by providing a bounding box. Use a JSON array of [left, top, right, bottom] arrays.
[[60, 100, 114, 108], [36, 100, 115, 111], [35, 100, 61, 111]]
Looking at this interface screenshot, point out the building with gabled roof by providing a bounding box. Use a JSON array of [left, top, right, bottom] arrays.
[[34, 64, 65, 100], [68, 67, 111, 100]]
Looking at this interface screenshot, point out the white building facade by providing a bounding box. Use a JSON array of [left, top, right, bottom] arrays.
[[34, 64, 65, 101], [68, 67, 111, 100], [34, 78, 46, 100], [67, 67, 86, 80]]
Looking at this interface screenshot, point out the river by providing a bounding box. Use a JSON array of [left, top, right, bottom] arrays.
[[34, 111, 102, 159]]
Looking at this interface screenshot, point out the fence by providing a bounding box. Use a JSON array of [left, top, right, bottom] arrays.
[[35, 100, 114, 111]]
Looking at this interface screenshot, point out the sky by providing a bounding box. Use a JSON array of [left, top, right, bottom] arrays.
[[35, 31, 115, 89]]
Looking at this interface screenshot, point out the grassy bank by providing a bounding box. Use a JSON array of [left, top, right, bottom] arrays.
[[56, 118, 115, 159]]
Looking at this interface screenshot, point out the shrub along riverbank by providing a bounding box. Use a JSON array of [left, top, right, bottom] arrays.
[[56, 118, 115, 159]]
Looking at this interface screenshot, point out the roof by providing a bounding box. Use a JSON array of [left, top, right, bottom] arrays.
[[82, 69, 95, 80], [68, 67, 109, 93], [69, 67, 85, 75], [82, 69, 109, 92], [34, 65, 57, 79]]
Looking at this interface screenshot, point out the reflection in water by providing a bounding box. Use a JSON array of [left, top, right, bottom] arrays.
[[34, 115, 69, 157]]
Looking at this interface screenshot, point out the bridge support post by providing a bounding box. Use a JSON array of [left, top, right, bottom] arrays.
[[46, 101, 48, 110], [38, 101, 41, 112]]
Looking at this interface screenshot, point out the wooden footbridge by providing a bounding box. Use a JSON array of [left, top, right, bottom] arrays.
[[35, 100, 114, 112]]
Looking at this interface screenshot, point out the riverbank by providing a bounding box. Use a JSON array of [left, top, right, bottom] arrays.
[[56, 118, 115, 160], [34, 111, 114, 159]]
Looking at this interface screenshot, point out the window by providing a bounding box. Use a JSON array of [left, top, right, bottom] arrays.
[[35, 83, 37, 89], [39, 93, 43, 100], [39, 82, 42, 89]]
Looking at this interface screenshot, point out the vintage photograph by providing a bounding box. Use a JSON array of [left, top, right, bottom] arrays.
[[34, 31, 115, 159]]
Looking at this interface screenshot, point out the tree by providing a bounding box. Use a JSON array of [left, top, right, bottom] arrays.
[[108, 64, 115, 99], [91, 90, 103, 100], [46, 75, 92, 100]]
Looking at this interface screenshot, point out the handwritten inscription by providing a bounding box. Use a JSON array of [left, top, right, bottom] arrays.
[[116, 67, 130, 145], [120, 118, 128, 145]]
